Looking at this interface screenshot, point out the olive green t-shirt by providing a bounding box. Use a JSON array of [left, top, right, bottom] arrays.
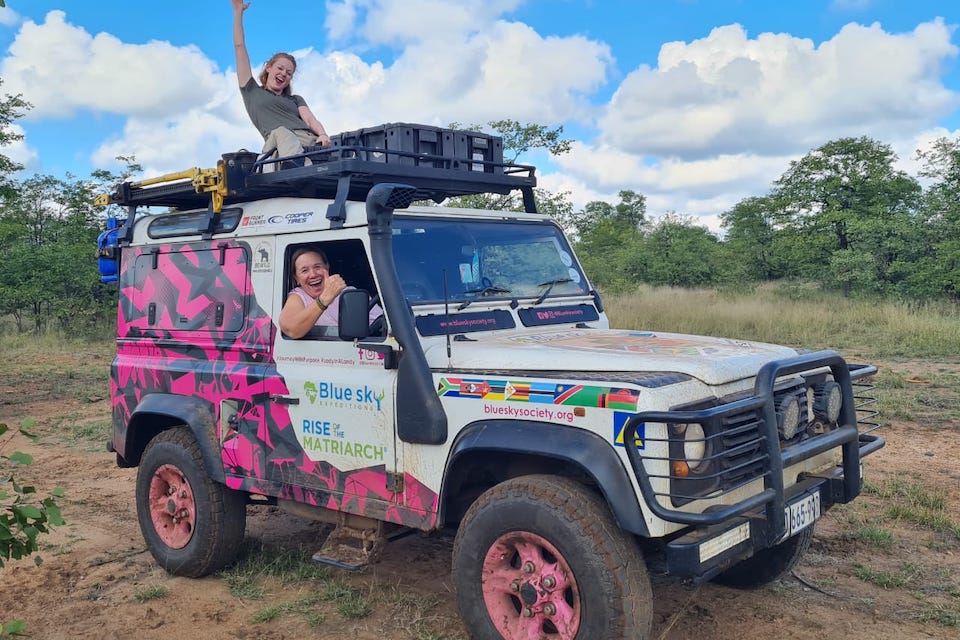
[[240, 77, 310, 140]]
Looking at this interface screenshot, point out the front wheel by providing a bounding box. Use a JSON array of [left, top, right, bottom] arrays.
[[452, 475, 653, 640], [712, 524, 815, 589], [136, 427, 246, 577]]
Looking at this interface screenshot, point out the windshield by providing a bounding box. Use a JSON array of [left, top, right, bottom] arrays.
[[392, 217, 589, 304]]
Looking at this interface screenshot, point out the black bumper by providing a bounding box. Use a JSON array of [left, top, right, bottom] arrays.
[[663, 445, 875, 579], [620, 351, 883, 577]]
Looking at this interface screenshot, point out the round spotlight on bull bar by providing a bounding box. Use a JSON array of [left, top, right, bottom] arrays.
[[813, 381, 843, 424], [777, 394, 802, 440], [682, 423, 707, 470]]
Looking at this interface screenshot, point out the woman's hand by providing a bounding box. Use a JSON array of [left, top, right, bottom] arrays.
[[320, 274, 347, 304]]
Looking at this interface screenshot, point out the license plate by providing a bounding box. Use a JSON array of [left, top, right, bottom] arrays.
[[784, 491, 821, 538]]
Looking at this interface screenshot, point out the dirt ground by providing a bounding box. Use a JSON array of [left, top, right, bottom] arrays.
[[1, 344, 958, 640]]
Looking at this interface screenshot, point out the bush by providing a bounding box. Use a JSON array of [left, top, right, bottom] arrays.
[[0, 422, 65, 636]]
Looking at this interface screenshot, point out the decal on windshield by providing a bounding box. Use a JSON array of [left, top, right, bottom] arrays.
[[518, 304, 599, 327], [415, 310, 516, 336]]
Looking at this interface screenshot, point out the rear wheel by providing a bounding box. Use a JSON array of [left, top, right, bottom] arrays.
[[712, 524, 815, 589], [452, 474, 652, 640], [136, 427, 246, 577]]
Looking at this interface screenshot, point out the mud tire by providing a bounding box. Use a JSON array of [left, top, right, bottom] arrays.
[[452, 474, 653, 640], [712, 524, 815, 589], [136, 427, 246, 577]]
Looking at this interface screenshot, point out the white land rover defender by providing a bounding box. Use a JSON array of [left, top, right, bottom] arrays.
[[96, 123, 882, 640]]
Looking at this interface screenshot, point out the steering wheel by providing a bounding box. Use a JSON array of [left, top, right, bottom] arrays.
[[367, 293, 386, 336]]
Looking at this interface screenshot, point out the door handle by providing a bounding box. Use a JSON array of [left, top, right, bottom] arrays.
[[270, 395, 300, 405]]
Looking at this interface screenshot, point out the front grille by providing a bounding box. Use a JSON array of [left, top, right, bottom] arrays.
[[719, 409, 766, 486]]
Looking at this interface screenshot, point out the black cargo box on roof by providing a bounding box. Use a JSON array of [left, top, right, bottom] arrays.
[[329, 123, 505, 174]]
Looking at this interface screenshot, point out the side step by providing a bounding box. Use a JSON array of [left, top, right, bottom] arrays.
[[312, 515, 386, 571], [276, 499, 414, 571]]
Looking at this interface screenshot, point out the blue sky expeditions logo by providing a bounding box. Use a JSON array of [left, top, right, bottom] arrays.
[[304, 381, 385, 412], [300, 381, 388, 461]]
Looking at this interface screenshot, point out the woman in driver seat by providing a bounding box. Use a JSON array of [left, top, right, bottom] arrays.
[[279, 247, 383, 339]]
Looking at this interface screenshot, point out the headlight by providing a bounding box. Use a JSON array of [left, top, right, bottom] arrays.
[[813, 381, 843, 424], [684, 423, 706, 469], [676, 423, 706, 470], [777, 394, 802, 439]]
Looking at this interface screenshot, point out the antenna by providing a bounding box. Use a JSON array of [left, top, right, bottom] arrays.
[[442, 269, 452, 364]]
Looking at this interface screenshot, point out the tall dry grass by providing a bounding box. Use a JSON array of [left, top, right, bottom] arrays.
[[1, 283, 958, 361], [604, 283, 960, 359]]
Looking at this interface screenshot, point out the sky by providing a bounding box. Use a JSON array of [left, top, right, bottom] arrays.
[[0, 0, 957, 232]]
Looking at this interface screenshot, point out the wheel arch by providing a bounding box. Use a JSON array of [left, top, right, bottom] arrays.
[[123, 394, 225, 484], [440, 419, 649, 536]]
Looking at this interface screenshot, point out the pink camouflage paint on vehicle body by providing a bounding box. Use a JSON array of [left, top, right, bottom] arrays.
[[112, 241, 438, 529]]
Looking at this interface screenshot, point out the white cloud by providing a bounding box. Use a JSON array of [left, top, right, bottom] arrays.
[[3, 123, 39, 171], [366, 21, 610, 125], [324, 0, 524, 47], [0, 6, 20, 27], [0, 11, 222, 120], [0, 7, 610, 176], [298, 20, 611, 128], [600, 19, 960, 159], [539, 140, 799, 233], [89, 72, 258, 176], [556, 141, 789, 198], [891, 126, 960, 186], [315, 0, 611, 126]]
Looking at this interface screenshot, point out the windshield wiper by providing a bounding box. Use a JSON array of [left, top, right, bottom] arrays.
[[457, 285, 511, 310], [533, 278, 573, 306]]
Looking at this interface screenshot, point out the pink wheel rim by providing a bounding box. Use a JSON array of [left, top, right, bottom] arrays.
[[481, 531, 581, 639], [148, 464, 196, 549]]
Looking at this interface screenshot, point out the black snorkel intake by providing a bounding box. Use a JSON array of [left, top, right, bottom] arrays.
[[366, 183, 448, 445]]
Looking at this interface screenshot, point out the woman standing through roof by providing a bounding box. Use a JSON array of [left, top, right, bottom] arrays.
[[231, 0, 331, 162]]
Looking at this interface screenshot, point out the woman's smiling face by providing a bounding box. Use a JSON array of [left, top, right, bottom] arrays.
[[294, 251, 329, 297], [265, 56, 295, 94]]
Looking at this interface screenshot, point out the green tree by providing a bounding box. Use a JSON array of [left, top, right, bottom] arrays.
[[0, 84, 31, 331], [575, 215, 646, 293], [561, 189, 646, 241], [568, 190, 648, 292], [642, 215, 722, 288], [443, 120, 573, 213], [720, 196, 781, 284], [0, 155, 137, 335], [914, 137, 960, 298], [0, 80, 27, 200], [770, 137, 922, 296]]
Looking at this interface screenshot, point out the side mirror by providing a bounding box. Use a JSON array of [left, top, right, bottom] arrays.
[[338, 289, 371, 340]]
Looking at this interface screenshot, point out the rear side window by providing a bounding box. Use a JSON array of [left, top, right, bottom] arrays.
[[148, 209, 242, 238]]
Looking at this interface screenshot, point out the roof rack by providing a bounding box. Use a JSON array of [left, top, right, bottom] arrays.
[[95, 138, 538, 227]]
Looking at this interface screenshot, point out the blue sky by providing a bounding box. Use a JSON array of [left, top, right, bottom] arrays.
[[0, 0, 957, 231]]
